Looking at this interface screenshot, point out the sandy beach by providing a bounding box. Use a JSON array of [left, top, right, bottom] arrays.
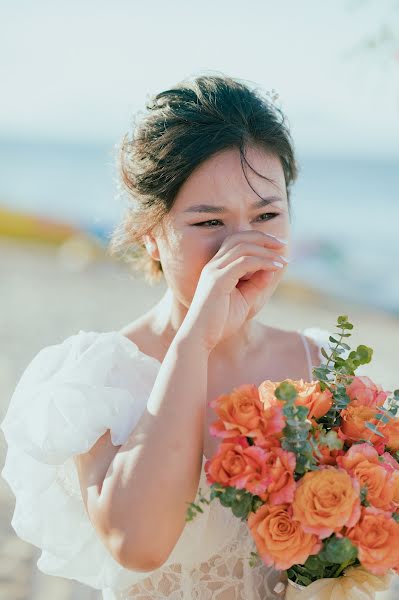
[[1, 236, 398, 600]]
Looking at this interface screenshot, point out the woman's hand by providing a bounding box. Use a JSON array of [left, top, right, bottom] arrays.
[[179, 230, 288, 352]]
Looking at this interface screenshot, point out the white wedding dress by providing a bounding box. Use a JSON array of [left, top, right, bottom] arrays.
[[0, 326, 364, 599]]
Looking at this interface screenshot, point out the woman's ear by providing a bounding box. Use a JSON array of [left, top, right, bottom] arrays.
[[142, 234, 161, 261]]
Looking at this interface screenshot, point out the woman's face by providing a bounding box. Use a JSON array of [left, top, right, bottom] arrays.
[[144, 145, 291, 317]]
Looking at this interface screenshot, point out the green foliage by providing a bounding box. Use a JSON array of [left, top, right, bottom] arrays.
[[186, 479, 263, 523], [274, 381, 317, 474], [364, 421, 386, 438], [319, 536, 358, 564], [185, 486, 212, 522], [320, 429, 344, 450], [311, 316, 385, 436], [360, 486, 370, 506], [287, 536, 359, 585], [248, 550, 261, 568]]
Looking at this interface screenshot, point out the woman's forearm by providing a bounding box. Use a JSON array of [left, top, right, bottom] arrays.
[[99, 330, 209, 571]]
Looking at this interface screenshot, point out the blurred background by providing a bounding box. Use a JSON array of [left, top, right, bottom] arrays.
[[0, 0, 398, 598]]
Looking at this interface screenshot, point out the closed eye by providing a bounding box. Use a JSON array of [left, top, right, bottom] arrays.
[[192, 213, 280, 228]]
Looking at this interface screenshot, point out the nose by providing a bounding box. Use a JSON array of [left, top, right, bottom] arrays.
[[234, 224, 254, 234]]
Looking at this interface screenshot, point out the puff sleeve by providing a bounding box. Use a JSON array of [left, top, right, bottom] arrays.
[[0, 330, 162, 592]]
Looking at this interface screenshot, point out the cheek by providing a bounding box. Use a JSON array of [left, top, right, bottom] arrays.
[[180, 231, 220, 270], [161, 232, 210, 289]]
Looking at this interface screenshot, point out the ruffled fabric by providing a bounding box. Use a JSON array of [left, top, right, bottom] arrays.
[[0, 330, 165, 591]]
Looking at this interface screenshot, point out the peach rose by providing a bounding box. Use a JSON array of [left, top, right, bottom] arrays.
[[338, 404, 387, 447], [381, 452, 399, 508], [337, 443, 395, 511], [208, 383, 282, 442], [205, 441, 272, 496], [346, 376, 391, 408], [316, 444, 344, 466], [346, 506, 399, 575], [384, 418, 399, 451], [380, 451, 399, 472], [248, 502, 322, 570], [259, 378, 333, 420], [292, 467, 361, 538], [391, 472, 399, 508], [256, 435, 282, 452], [258, 447, 296, 505]]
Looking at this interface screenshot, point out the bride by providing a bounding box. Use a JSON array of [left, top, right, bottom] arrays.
[[1, 72, 331, 599]]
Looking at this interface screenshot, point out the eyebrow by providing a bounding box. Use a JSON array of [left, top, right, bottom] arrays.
[[183, 196, 284, 213]]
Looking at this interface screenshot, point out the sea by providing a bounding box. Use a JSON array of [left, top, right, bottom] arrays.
[[0, 138, 398, 316]]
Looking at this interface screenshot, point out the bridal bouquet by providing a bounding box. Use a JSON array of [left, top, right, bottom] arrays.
[[186, 315, 399, 599]]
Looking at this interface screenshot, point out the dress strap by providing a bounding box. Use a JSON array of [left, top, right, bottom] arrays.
[[298, 332, 313, 381]]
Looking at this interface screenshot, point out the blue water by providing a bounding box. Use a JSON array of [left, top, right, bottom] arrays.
[[0, 139, 398, 315]]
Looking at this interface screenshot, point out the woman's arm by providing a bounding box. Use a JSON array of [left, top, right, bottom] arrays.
[[76, 330, 209, 572]]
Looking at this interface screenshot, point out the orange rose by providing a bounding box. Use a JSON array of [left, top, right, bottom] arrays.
[[346, 506, 399, 575], [346, 376, 390, 408], [209, 384, 287, 443], [258, 447, 296, 505], [256, 435, 282, 452], [316, 444, 344, 466], [381, 453, 399, 509], [205, 441, 272, 496], [248, 503, 322, 570], [384, 418, 399, 451], [209, 384, 267, 441], [259, 378, 332, 420], [381, 451, 399, 472], [292, 467, 361, 538], [391, 472, 399, 508], [338, 404, 387, 446], [337, 443, 395, 511]]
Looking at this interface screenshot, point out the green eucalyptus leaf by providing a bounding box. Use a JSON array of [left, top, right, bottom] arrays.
[[375, 413, 390, 424], [295, 405, 310, 419], [319, 430, 344, 450], [322, 536, 358, 564], [219, 486, 237, 506], [275, 381, 298, 402], [364, 422, 385, 438], [231, 493, 252, 519]]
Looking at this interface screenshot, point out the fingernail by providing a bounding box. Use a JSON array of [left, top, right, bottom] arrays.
[[273, 261, 284, 268]]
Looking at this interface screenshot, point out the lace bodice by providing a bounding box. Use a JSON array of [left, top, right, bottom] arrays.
[[0, 326, 363, 599]]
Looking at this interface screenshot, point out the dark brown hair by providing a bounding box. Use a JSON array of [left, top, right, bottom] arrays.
[[108, 72, 299, 285]]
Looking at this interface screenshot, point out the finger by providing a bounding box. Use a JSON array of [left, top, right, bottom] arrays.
[[214, 231, 287, 258]]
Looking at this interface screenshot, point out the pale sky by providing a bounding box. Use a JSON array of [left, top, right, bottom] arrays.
[[1, 0, 398, 158]]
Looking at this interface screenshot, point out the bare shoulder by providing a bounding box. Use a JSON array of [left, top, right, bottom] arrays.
[[118, 313, 164, 362], [262, 323, 321, 365], [118, 315, 150, 346]]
